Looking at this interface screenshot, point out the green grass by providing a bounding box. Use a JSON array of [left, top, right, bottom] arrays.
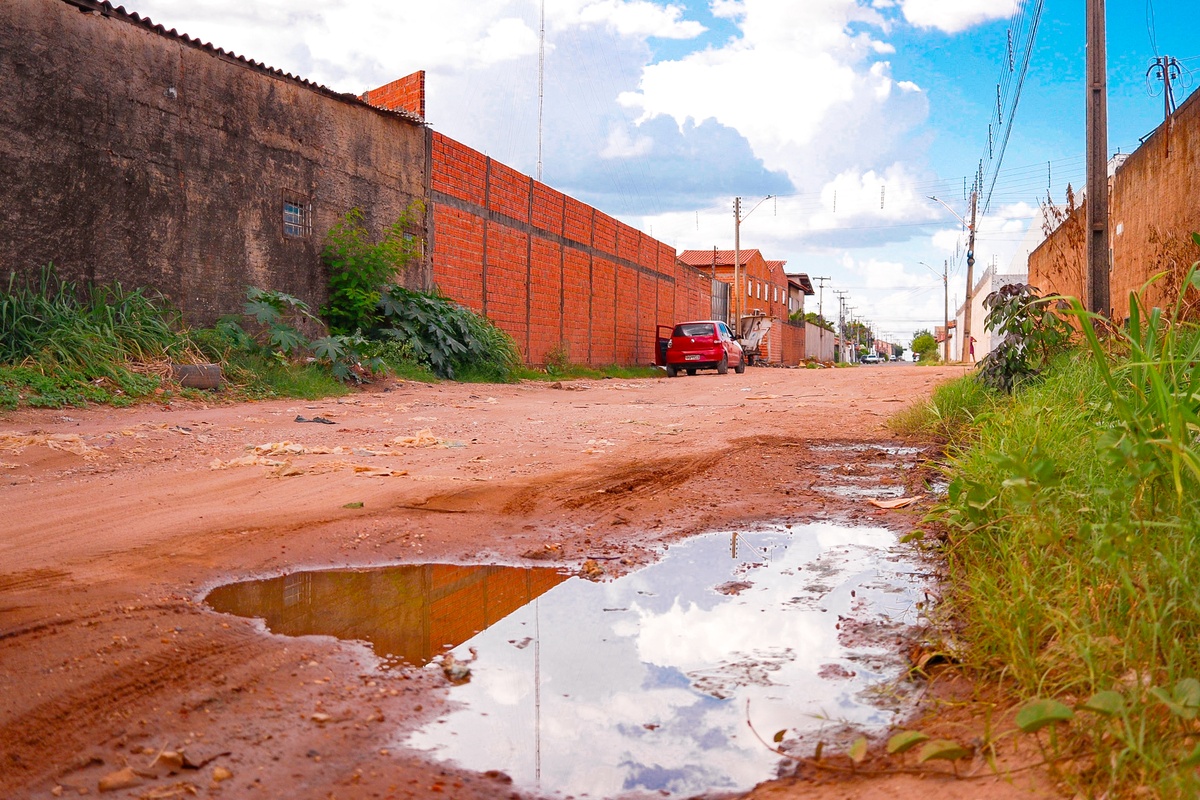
[[888, 370, 998, 445], [926, 337, 1200, 796]]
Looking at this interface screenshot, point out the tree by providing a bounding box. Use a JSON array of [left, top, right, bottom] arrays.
[[911, 329, 939, 362], [797, 311, 834, 330]]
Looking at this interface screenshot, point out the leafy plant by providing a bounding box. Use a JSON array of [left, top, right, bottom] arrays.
[[322, 204, 424, 335], [977, 282, 1074, 392], [223, 287, 382, 383], [378, 286, 520, 381], [543, 342, 572, 376]]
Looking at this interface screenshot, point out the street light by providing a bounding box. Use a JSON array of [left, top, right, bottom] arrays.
[[920, 260, 950, 362]]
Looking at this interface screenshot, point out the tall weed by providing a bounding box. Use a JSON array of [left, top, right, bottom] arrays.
[[936, 256, 1200, 795]]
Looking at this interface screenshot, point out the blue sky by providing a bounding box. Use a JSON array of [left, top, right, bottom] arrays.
[[130, 0, 1198, 342]]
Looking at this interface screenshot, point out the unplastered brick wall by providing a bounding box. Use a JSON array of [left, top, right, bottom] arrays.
[[429, 132, 714, 366], [778, 320, 806, 365], [360, 71, 426, 119]]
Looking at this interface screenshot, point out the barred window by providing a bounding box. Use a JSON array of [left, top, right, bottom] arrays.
[[283, 194, 311, 238]]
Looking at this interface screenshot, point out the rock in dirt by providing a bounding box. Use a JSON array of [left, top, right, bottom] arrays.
[[98, 766, 143, 792], [152, 750, 185, 772]]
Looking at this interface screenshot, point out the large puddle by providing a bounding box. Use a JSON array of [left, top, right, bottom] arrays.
[[206, 522, 929, 798]]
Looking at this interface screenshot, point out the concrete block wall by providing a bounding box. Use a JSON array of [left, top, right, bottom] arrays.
[[429, 132, 714, 366]]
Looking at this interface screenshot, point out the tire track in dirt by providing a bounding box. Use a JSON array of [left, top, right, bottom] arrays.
[[0, 632, 260, 794], [0, 568, 71, 593]]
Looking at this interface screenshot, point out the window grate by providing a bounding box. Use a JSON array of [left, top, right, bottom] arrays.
[[283, 193, 311, 238]]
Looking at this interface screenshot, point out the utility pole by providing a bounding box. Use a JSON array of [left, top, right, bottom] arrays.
[[814, 276, 831, 360], [847, 307, 857, 362], [943, 260, 950, 362], [733, 197, 742, 330], [833, 290, 848, 363], [1086, 0, 1110, 315], [962, 190, 978, 363], [1148, 56, 1181, 123]]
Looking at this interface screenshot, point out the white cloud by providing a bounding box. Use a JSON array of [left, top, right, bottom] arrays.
[[554, 0, 707, 39], [900, 0, 1013, 35], [600, 124, 654, 158], [130, 0, 542, 84], [617, 0, 923, 187]]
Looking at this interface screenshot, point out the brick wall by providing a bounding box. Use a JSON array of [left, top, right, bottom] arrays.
[[1031, 86, 1200, 320], [361, 71, 426, 119], [3, 2, 712, 362], [778, 320, 806, 365], [0, 0, 429, 325], [429, 132, 713, 366]]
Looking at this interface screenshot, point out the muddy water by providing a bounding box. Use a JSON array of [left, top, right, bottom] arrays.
[[206, 523, 928, 798]]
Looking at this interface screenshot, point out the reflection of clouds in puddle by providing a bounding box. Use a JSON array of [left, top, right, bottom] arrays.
[[405, 523, 927, 798], [815, 483, 908, 499]]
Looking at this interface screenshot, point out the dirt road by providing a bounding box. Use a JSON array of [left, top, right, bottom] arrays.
[[0, 364, 1051, 799]]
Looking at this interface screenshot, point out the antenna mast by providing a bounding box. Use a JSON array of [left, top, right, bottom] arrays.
[[536, 0, 545, 182]]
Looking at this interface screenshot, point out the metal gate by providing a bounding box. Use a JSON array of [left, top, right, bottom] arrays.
[[711, 279, 730, 324]]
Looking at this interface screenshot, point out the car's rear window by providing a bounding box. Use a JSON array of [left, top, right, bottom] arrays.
[[673, 323, 716, 337]]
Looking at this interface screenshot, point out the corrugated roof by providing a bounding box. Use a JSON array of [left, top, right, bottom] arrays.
[[678, 249, 763, 268], [59, 0, 425, 126]]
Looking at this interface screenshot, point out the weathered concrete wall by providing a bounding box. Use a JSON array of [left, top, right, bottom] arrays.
[[1030, 86, 1200, 320], [804, 322, 835, 361], [0, 0, 428, 324], [1108, 90, 1200, 319]]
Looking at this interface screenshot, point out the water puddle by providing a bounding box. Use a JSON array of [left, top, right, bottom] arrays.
[[205, 523, 929, 798], [810, 444, 927, 457], [813, 484, 908, 499], [205, 564, 569, 668]]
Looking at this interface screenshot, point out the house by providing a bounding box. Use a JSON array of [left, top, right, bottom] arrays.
[[678, 249, 813, 365]]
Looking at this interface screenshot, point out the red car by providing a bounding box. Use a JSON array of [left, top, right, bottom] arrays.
[[664, 320, 745, 377]]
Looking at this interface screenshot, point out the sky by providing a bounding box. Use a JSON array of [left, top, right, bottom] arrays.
[[129, 0, 1199, 345]]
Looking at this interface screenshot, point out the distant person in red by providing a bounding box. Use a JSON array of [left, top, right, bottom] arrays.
[[969, 335, 977, 363]]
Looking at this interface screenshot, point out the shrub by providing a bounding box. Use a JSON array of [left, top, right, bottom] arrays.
[[378, 286, 520, 381], [322, 205, 423, 335]]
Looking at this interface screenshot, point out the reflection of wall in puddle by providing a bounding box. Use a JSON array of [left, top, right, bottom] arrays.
[[205, 564, 567, 666]]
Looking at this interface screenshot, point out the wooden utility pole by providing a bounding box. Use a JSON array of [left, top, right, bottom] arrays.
[[962, 190, 978, 363], [1086, 0, 1110, 315]]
